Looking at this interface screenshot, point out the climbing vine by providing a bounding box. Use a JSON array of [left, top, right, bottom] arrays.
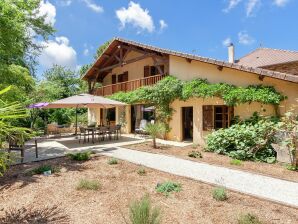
[[109, 76, 286, 130]]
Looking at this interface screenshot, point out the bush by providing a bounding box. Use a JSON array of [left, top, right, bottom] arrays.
[[188, 151, 202, 159], [76, 179, 101, 191], [67, 151, 91, 161], [285, 164, 297, 171], [137, 167, 146, 176], [212, 187, 228, 201], [238, 213, 262, 224], [230, 159, 242, 166], [156, 181, 181, 196], [206, 116, 277, 162], [0, 204, 69, 224], [129, 195, 161, 224], [107, 157, 118, 165], [27, 164, 60, 176]]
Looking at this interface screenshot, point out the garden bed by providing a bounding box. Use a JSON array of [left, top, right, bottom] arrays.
[[126, 142, 298, 183], [0, 156, 297, 223]]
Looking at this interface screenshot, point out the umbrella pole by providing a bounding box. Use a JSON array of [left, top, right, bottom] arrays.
[[75, 106, 78, 135]]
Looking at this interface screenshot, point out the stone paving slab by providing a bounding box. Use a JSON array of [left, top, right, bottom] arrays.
[[101, 147, 298, 208]]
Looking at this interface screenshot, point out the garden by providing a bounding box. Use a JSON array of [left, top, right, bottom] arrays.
[[1, 154, 297, 223]]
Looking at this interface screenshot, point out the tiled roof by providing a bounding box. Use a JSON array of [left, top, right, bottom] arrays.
[[237, 48, 298, 68], [83, 37, 298, 83]]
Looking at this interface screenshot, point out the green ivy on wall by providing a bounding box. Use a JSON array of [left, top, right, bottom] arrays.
[[109, 76, 286, 128]]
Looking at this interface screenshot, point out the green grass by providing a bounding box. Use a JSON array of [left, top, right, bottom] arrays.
[[230, 159, 242, 166], [67, 151, 92, 161], [212, 187, 228, 201], [107, 158, 118, 165], [137, 167, 146, 176], [188, 151, 202, 159], [27, 164, 60, 176], [156, 181, 182, 196], [129, 195, 161, 224], [76, 179, 101, 191], [238, 213, 262, 224]]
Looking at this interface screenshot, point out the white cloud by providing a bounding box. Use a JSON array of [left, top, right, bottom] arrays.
[[273, 0, 289, 7], [223, 0, 242, 12], [83, 0, 103, 13], [159, 20, 168, 31], [238, 31, 255, 45], [39, 36, 77, 69], [83, 48, 89, 56], [59, 0, 72, 6], [222, 37, 232, 47], [116, 1, 155, 33], [38, 0, 56, 25], [246, 0, 260, 16]]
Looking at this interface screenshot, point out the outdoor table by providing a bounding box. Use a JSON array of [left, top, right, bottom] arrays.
[[85, 127, 96, 143]]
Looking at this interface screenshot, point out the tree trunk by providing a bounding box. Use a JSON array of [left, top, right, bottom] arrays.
[[153, 137, 156, 149]]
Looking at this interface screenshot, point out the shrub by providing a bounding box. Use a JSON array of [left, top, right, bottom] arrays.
[[206, 116, 277, 162], [76, 179, 101, 191], [212, 187, 228, 201], [285, 164, 297, 171], [137, 167, 146, 176], [156, 181, 181, 196], [145, 123, 167, 148], [27, 164, 60, 176], [0, 204, 69, 224], [230, 159, 242, 166], [67, 151, 91, 161], [191, 143, 199, 149], [238, 213, 262, 224], [129, 195, 161, 224], [188, 151, 202, 159], [107, 157, 118, 165]]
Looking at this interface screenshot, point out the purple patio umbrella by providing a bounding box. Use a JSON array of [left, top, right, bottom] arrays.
[[27, 102, 49, 109]]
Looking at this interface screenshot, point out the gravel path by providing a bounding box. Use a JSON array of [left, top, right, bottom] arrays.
[[101, 147, 298, 208]]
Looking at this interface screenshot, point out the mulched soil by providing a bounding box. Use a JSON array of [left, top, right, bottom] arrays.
[[126, 142, 298, 183], [0, 156, 297, 224]]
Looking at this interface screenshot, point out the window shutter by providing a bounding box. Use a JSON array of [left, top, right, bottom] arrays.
[[203, 105, 214, 131], [228, 106, 234, 127], [123, 71, 128, 82], [144, 66, 150, 77], [150, 66, 156, 76], [112, 74, 117, 84]]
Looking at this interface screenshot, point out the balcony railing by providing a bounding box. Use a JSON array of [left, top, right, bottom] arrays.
[[95, 74, 166, 96]]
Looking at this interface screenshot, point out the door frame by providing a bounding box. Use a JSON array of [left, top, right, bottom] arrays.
[[182, 106, 193, 141]]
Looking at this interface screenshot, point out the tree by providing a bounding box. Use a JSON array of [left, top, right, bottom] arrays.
[[145, 123, 166, 149], [94, 40, 112, 60]]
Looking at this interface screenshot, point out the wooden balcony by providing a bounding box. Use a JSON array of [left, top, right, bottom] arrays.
[[95, 74, 166, 96]]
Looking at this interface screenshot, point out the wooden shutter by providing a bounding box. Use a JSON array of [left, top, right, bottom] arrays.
[[122, 71, 128, 82], [203, 105, 214, 131], [144, 66, 150, 77], [228, 106, 234, 127], [112, 74, 117, 84], [150, 66, 157, 76]]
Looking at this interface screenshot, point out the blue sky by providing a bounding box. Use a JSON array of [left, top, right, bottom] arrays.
[[37, 0, 298, 77]]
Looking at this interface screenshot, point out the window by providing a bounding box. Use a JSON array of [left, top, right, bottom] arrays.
[[118, 71, 128, 83], [144, 65, 165, 77], [202, 105, 234, 131]]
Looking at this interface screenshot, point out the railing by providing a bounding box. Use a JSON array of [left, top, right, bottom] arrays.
[[95, 74, 166, 96]]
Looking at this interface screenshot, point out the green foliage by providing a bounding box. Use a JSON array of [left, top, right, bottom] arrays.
[[156, 181, 182, 196], [67, 151, 91, 161], [191, 143, 199, 149], [27, 164, 60, 176], [212, 187, 228, 201], [107, 157, 119, 165], [230, 159, 242, 166], [76, 179, 101, 191], [238, 213, 262, 224], [285, 164, 297, 171], [129, 195, 161, 224], [109, 76, 285, 135], [137, 167, 147, 176], [206, 116, 277, 162], [188, 151, 202, 158], [145, 123, 167, 148], [0, 151, 11, 176]]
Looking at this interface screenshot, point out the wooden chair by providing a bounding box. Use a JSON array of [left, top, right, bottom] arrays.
[[8, 137, 38, 163], [79, 127, 91, 143]]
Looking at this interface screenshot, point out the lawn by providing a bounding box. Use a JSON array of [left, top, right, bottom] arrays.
[[0, 156, 297, 223], [126, 142, 298, 183]]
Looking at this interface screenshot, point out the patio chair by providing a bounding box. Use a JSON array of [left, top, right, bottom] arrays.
[[116, 124, 122, 138], [135, 119, 148, 137], [79, 127, 91, 143], [97, 126, 109, 141], [107, 126, 118, 140], [7, 137, 38, 163]]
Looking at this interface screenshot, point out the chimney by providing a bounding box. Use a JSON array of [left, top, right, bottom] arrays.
[[228, 43, 235, 63]]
